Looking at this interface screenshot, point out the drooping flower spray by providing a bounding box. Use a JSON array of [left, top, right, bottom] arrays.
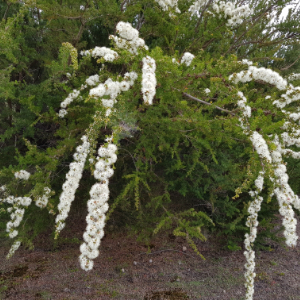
[[55, 136, 90, 237], [232, 64, 300, 299], [79, 136, 117, 271]]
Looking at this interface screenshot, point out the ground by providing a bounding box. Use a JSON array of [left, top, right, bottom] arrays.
[[1, 214, 300, 300]]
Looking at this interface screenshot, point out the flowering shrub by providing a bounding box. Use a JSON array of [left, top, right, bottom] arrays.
[[1, 1, 300, 299]]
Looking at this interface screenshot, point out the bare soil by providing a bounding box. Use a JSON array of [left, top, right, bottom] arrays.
[[1, 215, 300, 300]]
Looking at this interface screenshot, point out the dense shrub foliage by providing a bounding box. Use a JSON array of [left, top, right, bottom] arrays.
[[1, 0, 300, 298]]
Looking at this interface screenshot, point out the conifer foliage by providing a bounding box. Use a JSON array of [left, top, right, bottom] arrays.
[[1, 1, 300, 299]]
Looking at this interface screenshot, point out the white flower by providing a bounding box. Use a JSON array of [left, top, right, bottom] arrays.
[[86, 74, 100, 86], [36, 188, 51, 208], [110, 22, 148, 54], [9, 230, 18, 239], [204, 88, 211, 95], [181, 52, 195, 67], [254, 174, 264, 192], [6, 241, 21, 259], [142, 56, 157, 105], [154, 0, 181, 14], [14, 170, 30, 180], [230, 66, 287, 91], [249, 132, 272, 163], [210, 2, 253, 27], [89, 84, 106, 98], [79, 254, 94, 271], [189, 0, 210, 16], [288, 73, 300, 81], [58, 109, 68, 118], [59, 90, 80, 118], [116, 22, 139, 40]]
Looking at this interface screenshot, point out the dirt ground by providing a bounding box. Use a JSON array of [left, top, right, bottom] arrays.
[[1, 215, 300, 300]]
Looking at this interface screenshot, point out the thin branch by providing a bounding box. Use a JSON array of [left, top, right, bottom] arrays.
[[118, 147, 138, 171], [3, 1, 11, 20], [73, 19, 86, 47], [180, 91, 236, 116], [136, 12, 145, 31], [121, 0, 128, 12], [55, 14, 84, 20], [195, 0, 214, 34], [280, 54, 300, 71]]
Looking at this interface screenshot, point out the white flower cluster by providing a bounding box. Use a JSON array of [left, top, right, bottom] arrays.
[[154, 0, 180, 14], [234, 76, 300, 300], [240, 59, 253, 66], [142, 56, 157, 105], [288, 73, 300, 81], [81, 47, 119, 62], [270, 135, 300, 247], [1, 185, 53, 258], [109, 22, 148, 54], [273, 86, 300, 109], [244, 172, 264, 300], [250, 131, 272, 163], [189, 0, 210, 16], [86, 74, 100, 86], [2, 195, 32, 239], [235, 92, 267, 299], [204, 88, 210, 95], [212, 1, 253, 27], [280, 123, 300, 148], [58, 89, 80, 118], [55, 135, 90, 236], [14, 170, 30, 180], [6, 240, 21, 259], [273, 188, 298, 246], [181, 52, 195, 67], [0, 189, 22, 255], [89, 72, 138, 116], [229, 66, 288, 91], [172, 58, 179, 65], [35, 187, 51, 208], [79, 137, 117, 271], [286, 108, 300, 123], [237, 91, 251, 119]]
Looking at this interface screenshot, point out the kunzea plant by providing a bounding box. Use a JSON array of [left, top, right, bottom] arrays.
[[1, 1, 300, 299]]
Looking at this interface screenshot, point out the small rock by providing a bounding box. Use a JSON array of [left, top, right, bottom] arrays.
[[149, 259, 153, 263], [133, 261, 137, 265]]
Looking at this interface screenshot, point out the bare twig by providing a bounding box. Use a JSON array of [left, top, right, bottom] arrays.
[[3, 1, 11, 20], [280, 54, 300, 71], [195, 0, 214, 34], [180, 91, 236, 116]]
